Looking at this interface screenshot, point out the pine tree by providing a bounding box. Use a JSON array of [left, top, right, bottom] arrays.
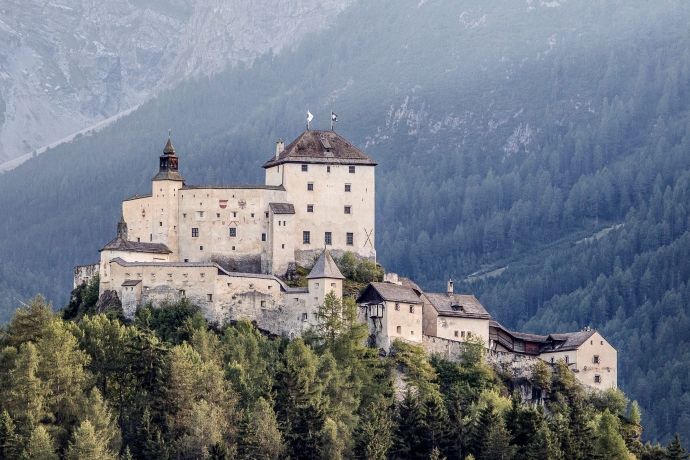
[[0, 410, 20, 460], [595, 410, 629, 460], [391, 389, 427, 460], [481, 418, 516, 460], [423, 394, 451, 458], [64, 420, 117, 460], [467, 401, 501, 458], [354, 397, 393, 460], [23, 425, 58, 460], [7, 342, 47, 438], [666, 433, 690, 460]]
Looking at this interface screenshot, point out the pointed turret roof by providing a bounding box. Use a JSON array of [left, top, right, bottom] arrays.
[[152, 135, 184, 182], [163, 136, 175, 154], [262, 130, 377, 168], [307, 250, 345, 280]]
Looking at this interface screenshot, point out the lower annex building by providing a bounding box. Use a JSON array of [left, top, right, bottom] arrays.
[[74, 129, 616, 390]]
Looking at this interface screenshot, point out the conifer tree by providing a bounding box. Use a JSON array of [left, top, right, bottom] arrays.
[[0, 410, 20, 460], [391, 389, 427, 460], [666, 433, 690, 460], [467, 401, 501, 458], [354, 397, 393, 460], [423, 393, 451, 457], [7, 342, 47, 438], [80, 388, 121, 454], [1, 295, 53, 349], [64, 420, 117, 460], [595, 410, 630, 460], [23, 425, 58, 460], [481, 417, 516, 460]]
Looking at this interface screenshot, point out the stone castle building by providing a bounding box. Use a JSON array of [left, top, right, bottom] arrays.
[[75, 129, 616, 389]]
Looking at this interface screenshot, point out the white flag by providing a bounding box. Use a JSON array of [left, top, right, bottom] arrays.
[[307, 110, 314, 123], [331, 112, 338, 122]]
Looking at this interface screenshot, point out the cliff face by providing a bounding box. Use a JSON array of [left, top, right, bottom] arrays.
[[0, 0, 353, 163]]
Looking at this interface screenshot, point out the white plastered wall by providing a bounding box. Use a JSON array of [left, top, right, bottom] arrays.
[[267, 163, 376, 264], [435, 316, 490, 345]]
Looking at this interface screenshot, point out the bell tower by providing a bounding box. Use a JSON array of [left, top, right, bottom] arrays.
[[153, 134, 184, 182], [150, 133, 184, 257], [117, 215, 128, 240]]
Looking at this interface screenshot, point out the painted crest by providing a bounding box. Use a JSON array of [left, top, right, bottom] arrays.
[[142, 209, 146, 218], [219, 200, 228, 209], [238, 199, 247, 209]]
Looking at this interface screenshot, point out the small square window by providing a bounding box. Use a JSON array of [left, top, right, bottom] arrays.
[[397, 326, 401, 334], [200, 246, 204, 250], [199, 211, 204, 217], [349, 166, 355, 173], [594, 375, 601, 383], [233, 212, 237, 217], [282, 244, 285, 249], [327, 166, 331, 172], [345, 184, 351, 192], [302, 164, 308, 171], [565, 356, 569, 364], [601, 341, 603, 345], [137, 237, 140, 242], [200, 273, 205, 278], [251, 213, 255, 218], [409, 305, 415, 313], [325, 232, 332, 245], [395, 303, 400, 311], [307, 205, 314, 213], [207, 294, 213, 302], [179, 290, 186, 298], [192, 228, 199, 237], [302, 313, 308, 322], [467, 332, 472, 337], [261, 300, 266, 308], [216, 213, 220, 218], [265, 212, 269, 218], [461, 331, 466, 338], [303, 231, 311, 244], [593, 355, 600, 364], [230, 228, 237, 237], [344, 206, 351, 214], [184, 259, 189, 263], [232, 246, 235, 250], [159, 222, 162, 226], [308, 182, 314, 191], [346, 232, 354, 245], [183, 213, 187, 218], [262, 233, 266, 241]]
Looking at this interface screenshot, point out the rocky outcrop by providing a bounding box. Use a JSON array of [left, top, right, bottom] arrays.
[[0, 0, 354, 164]]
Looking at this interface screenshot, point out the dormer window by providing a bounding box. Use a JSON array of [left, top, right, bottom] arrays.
[[451, 305, 463, 312]]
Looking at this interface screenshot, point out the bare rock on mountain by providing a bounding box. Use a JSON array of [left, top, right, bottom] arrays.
[[0, 0, 354, 163]]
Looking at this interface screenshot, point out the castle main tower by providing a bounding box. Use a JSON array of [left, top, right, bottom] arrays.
[[262, 129, 377, 265]]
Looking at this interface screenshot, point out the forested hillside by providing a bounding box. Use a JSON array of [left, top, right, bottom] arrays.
[[1, 0, 690, 444], [0, 294, 667, 459]]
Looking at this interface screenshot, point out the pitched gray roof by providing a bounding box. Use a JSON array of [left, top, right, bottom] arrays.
[[100, 238, 172, 254], [424, 293, 491, 319], [545, 330, 597, 351], [269, 203, 296, 214], [263, 130, 377, 168], [358, 282, 423, 304], [489, 320, 549, 343], [307, 250, 345, 279], [152, 170, 185, 181]]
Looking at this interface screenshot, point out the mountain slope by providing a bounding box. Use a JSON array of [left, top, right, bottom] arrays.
[[0, 0, 354, 163], [1, 0, 690, 443]]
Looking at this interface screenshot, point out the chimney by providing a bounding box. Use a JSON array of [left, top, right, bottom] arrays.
[[447, 279, 454, 295], [276, 139, 284, 158]]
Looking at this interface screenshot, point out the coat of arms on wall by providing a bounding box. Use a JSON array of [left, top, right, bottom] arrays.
[[219, 200, 228, 209], [238, 199, 247, 209]]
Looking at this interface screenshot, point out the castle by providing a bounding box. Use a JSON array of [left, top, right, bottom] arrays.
[[75, 129, 617, 390]]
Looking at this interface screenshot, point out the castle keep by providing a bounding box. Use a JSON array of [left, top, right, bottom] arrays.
[[75, 129, 617, 390]]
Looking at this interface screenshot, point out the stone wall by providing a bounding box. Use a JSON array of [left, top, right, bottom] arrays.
[[74, 263, 99, 288]]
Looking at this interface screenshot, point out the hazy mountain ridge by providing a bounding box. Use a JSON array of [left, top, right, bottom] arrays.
[[0, 0, 354, 163]]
